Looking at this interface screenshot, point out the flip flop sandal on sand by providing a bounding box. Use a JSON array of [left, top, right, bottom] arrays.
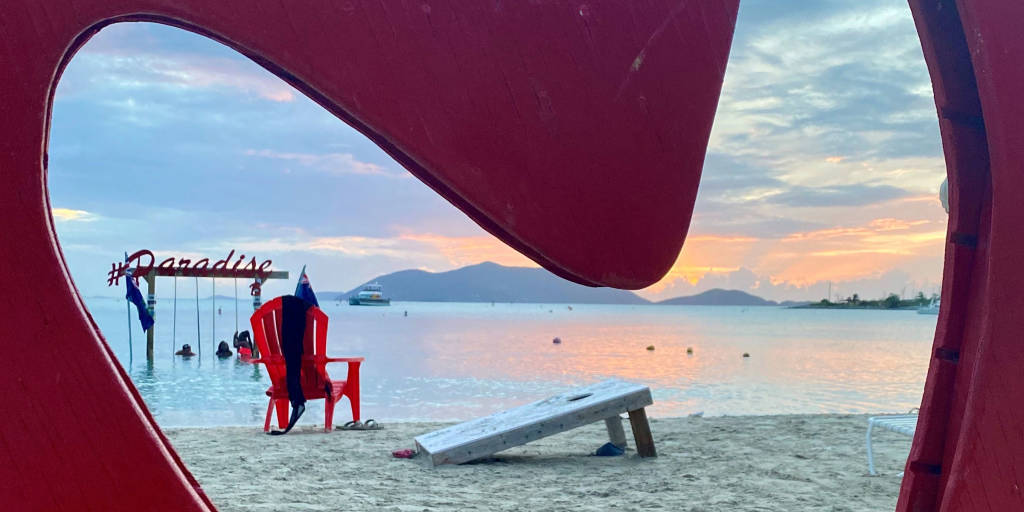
[[337, 419, 383, 431]]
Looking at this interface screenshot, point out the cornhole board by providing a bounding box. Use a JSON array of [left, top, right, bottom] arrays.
[[414, 379, 656, 467]]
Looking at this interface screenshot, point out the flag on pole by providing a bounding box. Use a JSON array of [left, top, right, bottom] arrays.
[[125, 267, 154, 331], [294, 264, 319, 307]]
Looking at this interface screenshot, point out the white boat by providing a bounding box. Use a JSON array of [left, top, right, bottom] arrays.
[[348, 283, 391, 306], [917, 298, 940, 315]]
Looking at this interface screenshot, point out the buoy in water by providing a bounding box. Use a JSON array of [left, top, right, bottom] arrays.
[[686, 347, 693, 354], [743, 352, 750, 358], [646, 345, 655, 351], [553, 337, 562, 344]]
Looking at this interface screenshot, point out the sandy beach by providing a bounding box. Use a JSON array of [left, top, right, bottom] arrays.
[[167, 414, 912, 511]]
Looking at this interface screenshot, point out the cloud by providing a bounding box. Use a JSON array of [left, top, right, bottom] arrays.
[[707, 0, 942, 195], [868, 218, 930, 231], [397, 233, 537, 269], [51, 208, 95, 222], [641, 264, 941, 304], [764, 184, 911, 207], [243, 149, 401, 177], [58, 24, 296, 104], [222, 236, 408, 258], [642, 210, 946, 301], [203, 231, 535, 271]]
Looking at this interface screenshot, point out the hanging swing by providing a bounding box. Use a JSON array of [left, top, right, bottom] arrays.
[[234, 277, 239, 338], [172, 274, 177, 359], [212, 277, 216, 357], [194, 276, 201, 358]]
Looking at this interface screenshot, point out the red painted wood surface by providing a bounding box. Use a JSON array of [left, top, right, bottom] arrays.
[[6, 0, 1021, 510], [0, 1, 737, 510], [900, 1, 1024, 510]]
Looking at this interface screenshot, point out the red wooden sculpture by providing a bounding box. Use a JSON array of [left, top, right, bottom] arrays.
[[899, 1, 1024, 510], [1, 0, 1022, 510]]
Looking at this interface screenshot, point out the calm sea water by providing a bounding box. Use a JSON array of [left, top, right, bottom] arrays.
[[85, 297, 938, 427]]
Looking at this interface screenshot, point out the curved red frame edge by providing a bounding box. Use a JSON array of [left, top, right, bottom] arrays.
[[898, 0, 1024, 510]]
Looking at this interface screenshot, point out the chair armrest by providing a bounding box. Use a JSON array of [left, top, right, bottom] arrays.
[[325, 357, 364, 363]]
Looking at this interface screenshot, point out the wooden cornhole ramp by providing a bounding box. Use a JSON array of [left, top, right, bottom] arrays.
[[414, 379, 656, 467]]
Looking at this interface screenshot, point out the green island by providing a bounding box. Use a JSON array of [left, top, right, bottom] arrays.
[[791, 292, 938, 310]]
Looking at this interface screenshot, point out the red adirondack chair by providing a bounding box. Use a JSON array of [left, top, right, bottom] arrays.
[[250, 297, 363, 432]]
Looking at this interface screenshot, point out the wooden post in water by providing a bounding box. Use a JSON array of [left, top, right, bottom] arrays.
[[145, 271, 156, 362], [212, 278, 216, 357], [251, 277, 262, 358], [252, 277, 262, 311]]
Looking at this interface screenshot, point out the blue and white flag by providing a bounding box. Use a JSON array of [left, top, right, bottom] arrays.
[[125, 267, 154, 331], [294, 264, 319, 307]]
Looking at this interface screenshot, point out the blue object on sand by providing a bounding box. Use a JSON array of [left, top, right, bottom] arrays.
[[595, 442, 625, 456]]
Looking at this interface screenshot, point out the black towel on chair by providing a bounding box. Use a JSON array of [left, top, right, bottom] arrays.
[[272, 295, 312, 435]]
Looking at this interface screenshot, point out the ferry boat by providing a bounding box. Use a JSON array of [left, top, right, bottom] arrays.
[[348, 283, 391, 306]]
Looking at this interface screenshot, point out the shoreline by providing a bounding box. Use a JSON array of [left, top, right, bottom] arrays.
[[158, 410, 918, 430], [167, 413, 912, 511], [790, 305, 923, 311]]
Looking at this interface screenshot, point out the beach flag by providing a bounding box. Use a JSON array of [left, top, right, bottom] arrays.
[[294, 264, 319, 307], [125, 268, 154, 331]]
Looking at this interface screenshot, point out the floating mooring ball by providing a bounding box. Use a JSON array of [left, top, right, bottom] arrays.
[[686, 347, 694, 354], [646, 345, 655, 351], [553, 337, 562, 344], [743, 352, 750, 358]]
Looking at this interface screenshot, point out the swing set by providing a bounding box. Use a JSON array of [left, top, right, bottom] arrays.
[[109, 249, 289, 361]]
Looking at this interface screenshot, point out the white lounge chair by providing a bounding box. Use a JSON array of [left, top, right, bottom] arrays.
[[866, 413, 918, 475]]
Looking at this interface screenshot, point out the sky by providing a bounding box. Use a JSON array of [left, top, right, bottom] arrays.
[[49, 0, 948, 302]]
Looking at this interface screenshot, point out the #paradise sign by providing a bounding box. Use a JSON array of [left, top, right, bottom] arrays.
[[108, 249, 276, 296]]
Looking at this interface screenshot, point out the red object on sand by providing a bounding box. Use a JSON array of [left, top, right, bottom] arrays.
[[250, 297, 362, 433], [392, 449, 417, 459]]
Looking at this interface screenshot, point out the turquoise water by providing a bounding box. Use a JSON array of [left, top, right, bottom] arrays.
[[86, 297, 938, 427]]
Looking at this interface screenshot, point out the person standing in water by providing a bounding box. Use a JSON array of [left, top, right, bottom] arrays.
[[215, 341, 232, 358]]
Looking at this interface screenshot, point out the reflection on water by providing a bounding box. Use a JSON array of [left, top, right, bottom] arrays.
[[88, 298, 936, 426]]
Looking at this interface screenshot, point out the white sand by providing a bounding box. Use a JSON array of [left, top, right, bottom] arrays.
[[167, 415, 912, 511]]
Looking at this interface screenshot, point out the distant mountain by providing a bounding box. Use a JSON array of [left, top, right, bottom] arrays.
[[321, 262, 650, 304], [657, 288, 777, 306]]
